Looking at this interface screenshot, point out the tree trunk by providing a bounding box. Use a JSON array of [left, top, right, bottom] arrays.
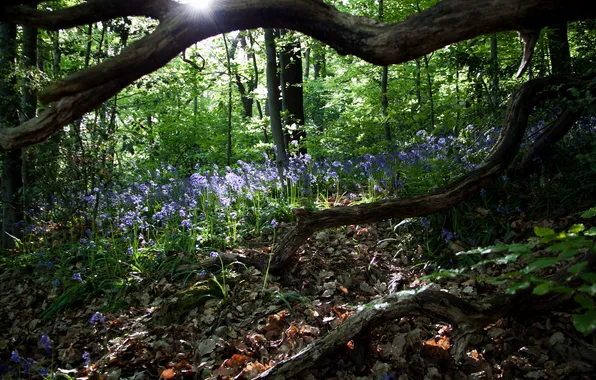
[[423, 54, 435, 129], [223, 33, 233, 166], [379, 0, 390, 141], [547, 23, 571, 75], [414, 58, 422, 112], [1, 23, 22, 249], [280, 31, 306, 154], [264, 29, 287, 170], [19, 18, 37, 217], [490, 34, 499, 111]]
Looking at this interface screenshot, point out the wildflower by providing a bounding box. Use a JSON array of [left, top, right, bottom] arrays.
[[209, 251, 219, 258], [127, 247, 133, 255], [271, 219, 279, 228], [40, 334, 52, 357], [72, 273, 83, 282], [10, 350, 20, 363], [54, 279, 60, 287], [480, 188, 486, 197], [82, 351, 90, 366], [442, 229, 456, 243], [420, 217, 430, 230]]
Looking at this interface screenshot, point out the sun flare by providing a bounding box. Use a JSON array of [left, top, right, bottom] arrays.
[[185, 0, 212, 10]]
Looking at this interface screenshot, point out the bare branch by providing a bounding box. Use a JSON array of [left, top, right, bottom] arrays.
[[0, 0, 174, 28]]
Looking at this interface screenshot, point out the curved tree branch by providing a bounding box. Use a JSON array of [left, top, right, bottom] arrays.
[[0, 0, 173, 27], [264, 75, 594, 271]]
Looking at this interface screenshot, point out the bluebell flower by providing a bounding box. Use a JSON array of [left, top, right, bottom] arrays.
[[72, 273, 83, 282], [83, 351, 90, 366], [271, 219, 279, 228]]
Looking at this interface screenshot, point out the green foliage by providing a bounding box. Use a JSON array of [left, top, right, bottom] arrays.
[[427, 206, 596, 335]]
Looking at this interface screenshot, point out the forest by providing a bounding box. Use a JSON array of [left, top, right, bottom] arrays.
[[1, 0, 596, 378]]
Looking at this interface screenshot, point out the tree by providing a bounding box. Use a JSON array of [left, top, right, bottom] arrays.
[[1, 1, 596, 376], [264, 29, 287, 169], [279, 31, 306, 154], [0, 22, 22, 249]]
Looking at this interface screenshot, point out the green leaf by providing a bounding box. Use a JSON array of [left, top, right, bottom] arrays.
[[506, 281, 530, 294], [568, 224, 585, 234], [574, 293, 595, 309], [532, 282, 552, 295], [523, 257, 559, 273], [534, 226, 555, 237], [580, 208, 596, 219], [568, 261, 588, 275], [585, 227, 596, 237], [578, 284, 596, 296], [580, 272, 596, 284], [573, 310, 596, 335]]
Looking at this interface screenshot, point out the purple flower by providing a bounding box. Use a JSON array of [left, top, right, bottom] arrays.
[[442, 229, 456, 243], [72, 273, 83, 282], [40, 334, 52, 357], [271, 219, 279, 228], [127, 247, 133, 255], [83, 351, 90, 366], [209, 251, 219, 258]]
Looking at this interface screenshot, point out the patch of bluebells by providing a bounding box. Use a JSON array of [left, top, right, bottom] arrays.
[[90, 312, 107, 332], [19, 118, 595, 255], [9, 348, 52, 377]]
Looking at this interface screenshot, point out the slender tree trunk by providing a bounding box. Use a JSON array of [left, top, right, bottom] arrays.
[[20, 20, 37, 217], [414, 58, 422, 111], [547, 23, 571, 75], [280, 31, 306, 154], [52, 30, 60, 78], [1, 23, 22, 248], [490, 34, 499, 111], [380, 0, 391, 141], [312, 41, 326, 130], [423, 54, 435, 129], [223, 33, 233, 166], [264, 29, 287, 171], [304, 46, 310, 80]]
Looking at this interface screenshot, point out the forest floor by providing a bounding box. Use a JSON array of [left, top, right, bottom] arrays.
[[1, 206, 596, 379]]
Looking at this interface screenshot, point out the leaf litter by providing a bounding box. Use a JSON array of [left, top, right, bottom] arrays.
[[1, 213, 595, 379]]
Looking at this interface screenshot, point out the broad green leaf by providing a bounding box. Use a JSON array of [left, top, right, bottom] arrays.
[[494, 253, 521, 265], [568, 261, 589, 275], [523, 257, 559, 273], [578, 284, 596, 296], [534, 226, 555, 237], [580, 208, 596, 219], [585, 227, 596, 237], [574, 293, 595, 309], [568, 224, 585, 234], [532, 282, 552, 295], [573, 310, 596, 335], [580, 272, 596, 284], [506, 281, 530, 294]]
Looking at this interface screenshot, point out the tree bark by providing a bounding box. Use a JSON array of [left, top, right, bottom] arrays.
[[0, 23, 22, 248], [19, 16, 37, 220], [265, 29, 287, 170], [380, 0, 390, 141], [2, 0, 595, 150], [547, 23, 571, 75], [280, 31, 306, 154]]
